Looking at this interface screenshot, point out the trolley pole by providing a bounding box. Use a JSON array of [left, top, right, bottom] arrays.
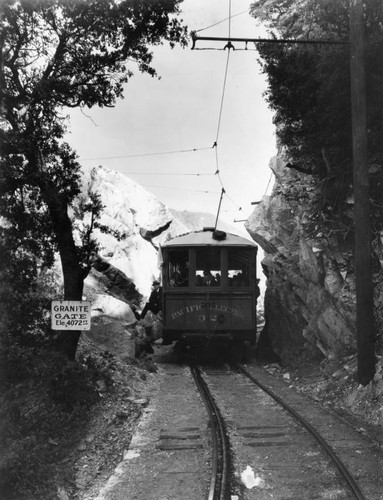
[[350, 0, 376, 384], [214, 188, 225, 230]]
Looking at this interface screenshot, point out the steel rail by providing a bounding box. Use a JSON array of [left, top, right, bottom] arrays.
[[238, 365, 367, 500], [190, 365, 230, 500]]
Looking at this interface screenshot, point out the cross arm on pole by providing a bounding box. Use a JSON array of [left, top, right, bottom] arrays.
[[190, 31, 349, 50]]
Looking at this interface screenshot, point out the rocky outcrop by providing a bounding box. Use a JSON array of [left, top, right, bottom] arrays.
[[89, 254, 142, 305], [78, 166, 239, 299], [76, 165, 190, 298], [246, 156, 383, 371], [75, 165, 243, 358]]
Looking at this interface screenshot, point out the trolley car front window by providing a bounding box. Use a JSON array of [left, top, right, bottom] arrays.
[[165, 246, 253, 288], [196, 247, 221, 286], [228, 248, 251, 287], [167, 249, 189, 287]]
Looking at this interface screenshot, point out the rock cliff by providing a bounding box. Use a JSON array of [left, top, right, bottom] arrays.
[[77, 165, 190, 298], [76, 165, 240, 299], [74, 166, 240, 339], [246, 156, 383, 370]]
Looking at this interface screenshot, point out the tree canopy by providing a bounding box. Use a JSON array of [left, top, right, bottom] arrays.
[[0, 0, 187, 358], [250, 0, 383, 220]]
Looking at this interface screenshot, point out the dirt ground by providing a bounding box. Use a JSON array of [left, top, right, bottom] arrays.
[[51, 338, 383, 500]]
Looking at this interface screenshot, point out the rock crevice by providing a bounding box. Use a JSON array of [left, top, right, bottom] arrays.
[[246, 156, 383, 369]]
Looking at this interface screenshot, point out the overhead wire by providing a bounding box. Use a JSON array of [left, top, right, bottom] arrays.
[[80, 145, 213, 161], [118, 171, 214, 177], [78, 3, 263, 215], [215, 49, 231, 145], [192, 6, 275, 218], [263, 171, 274, 195], [211, 0, 244, 219], [145, 184, 219, 194], [194, 10, 248, 34]]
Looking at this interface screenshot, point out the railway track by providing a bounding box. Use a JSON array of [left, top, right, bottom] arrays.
[[237, 365, 367, 500], [97, 358, 381, 500], [191, 363, 370, 500], [190, 365, 231, 500]]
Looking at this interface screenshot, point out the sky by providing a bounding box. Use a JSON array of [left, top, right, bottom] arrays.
[[66, 0, 277, 235]]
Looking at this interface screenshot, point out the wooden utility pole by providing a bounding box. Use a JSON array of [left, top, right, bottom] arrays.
[[349, 0, 376, 385]]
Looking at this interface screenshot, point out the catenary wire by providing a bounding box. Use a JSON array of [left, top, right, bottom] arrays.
[[264, 171, 274, 195], [79, 3, 262, 212], [145, 184, 219, 193], [80, 145, 213, 161], [79, 2, 265, 216], [211, 0, 245, 216], [194, 10, 248, 34], [119, 171, 214, 176], [215, 46, 231, 144]]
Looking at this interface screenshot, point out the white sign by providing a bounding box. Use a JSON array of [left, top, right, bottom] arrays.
[[51, 301, 91, 330]]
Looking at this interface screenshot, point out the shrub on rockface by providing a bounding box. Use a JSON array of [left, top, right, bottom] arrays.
[[250, 0, 383, 230], [249, 0, 383, 371], [1, 0, 188, 359], [0, 336, 116, 499], [0, 255, 111, 498]]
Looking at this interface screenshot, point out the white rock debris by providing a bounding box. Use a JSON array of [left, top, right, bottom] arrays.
[[240, 465, 266, 489]]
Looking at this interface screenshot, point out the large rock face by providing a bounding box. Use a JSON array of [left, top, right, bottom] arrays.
[[77, 166, 190, 298], [77, 165, 238, 299], [246, 156, 383, 369], [69, 165, 243, 357]]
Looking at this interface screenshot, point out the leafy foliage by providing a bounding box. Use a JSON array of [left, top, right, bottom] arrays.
[[0, 3, 188, 494], [0, 341, 117, 499], [250, 0, 383, 227], [1, 0, 187, 253], [0, 0, 187, 356]]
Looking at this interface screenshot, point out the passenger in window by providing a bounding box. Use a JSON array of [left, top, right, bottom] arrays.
[[233, 273, 244, 287], [170, 264, 188, 286], [169, 271, 180, 287], [178, 265, 189, 286], [196, 274, 203, 286], [203, 270, 218, 286], [171, 270, 186, 287], [215, 273, 221, 285], [242, 272, 250, 286]]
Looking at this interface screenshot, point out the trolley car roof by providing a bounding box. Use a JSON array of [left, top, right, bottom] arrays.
[[162, 229, 257, 248]]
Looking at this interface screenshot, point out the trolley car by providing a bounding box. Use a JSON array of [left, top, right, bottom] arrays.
[[161, 227, 258, 349]]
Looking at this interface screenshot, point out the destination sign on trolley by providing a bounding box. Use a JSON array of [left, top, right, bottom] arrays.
[[51, 301, 91, 330]]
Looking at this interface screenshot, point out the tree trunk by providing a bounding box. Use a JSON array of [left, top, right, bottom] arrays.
[[41, 180, 84, 360]]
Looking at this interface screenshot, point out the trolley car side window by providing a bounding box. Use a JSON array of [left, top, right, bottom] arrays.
[[167, 249, 189, 287], [228, 248, 251, 287]]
